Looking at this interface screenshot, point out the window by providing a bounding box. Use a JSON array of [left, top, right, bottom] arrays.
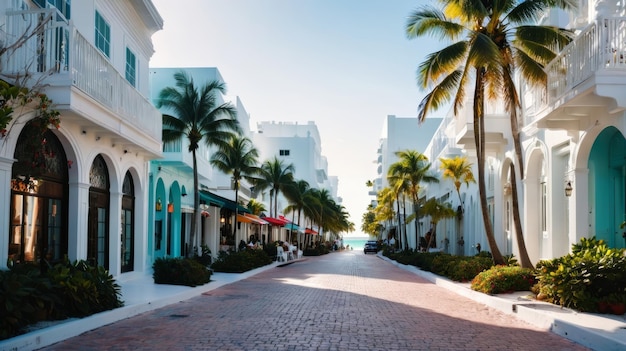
[[279, 149, 290, 156], [94, 11, 110, 58], [125, 48, 136, 87]]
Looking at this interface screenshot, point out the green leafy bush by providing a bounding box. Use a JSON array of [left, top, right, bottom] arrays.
[[0, 260, 122, 340], [534, 237, 626, 312], [47, 260, 123, 318], [448, 257, 494, 282], [153, 257, 211, 286], [471, 265, 536, 294], [211, 249, 272, 273]]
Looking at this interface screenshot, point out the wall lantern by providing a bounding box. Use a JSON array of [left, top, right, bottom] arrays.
[[181, 186, 187, 197], [565, 181, 573, 197], [155, 198, 163, 212], [220, 217, 225, 224], [503, 182, 512, 195], [167, 203, 174, 213]]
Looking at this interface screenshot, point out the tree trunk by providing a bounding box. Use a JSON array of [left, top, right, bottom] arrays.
[[395, 197, 403, 250], [190, 149, 199, 258], [413, 192, 420, 250], [510, 164, 533, 268], [233, 182, 239, 244], [474, 68, 504, 264]]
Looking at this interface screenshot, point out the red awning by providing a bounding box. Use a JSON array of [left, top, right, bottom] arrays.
[[305, 228, 318, 235], [263, 216, 289, 226]]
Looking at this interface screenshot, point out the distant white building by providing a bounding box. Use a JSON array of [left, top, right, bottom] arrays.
[[252, 120, 339, 240], [370, 115, 442, 248]]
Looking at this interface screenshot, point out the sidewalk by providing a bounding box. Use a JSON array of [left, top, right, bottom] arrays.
[[380, 255, 626, 351], [0, 261, 285, 351], [2, 254, 626, 351]]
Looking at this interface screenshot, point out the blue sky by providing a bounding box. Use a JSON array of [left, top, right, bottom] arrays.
[[150, 0, 444, 236]]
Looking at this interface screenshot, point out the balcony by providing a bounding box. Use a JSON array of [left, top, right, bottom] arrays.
[[454, 98, 509, 152], [2, 9, 162, 155], [162, 139, 213, 181], [526, 17, 626, 130]]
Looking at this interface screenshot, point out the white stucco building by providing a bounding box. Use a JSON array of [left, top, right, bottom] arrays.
[[0, 0, 163, 277], [387, 0, 626, 264], [252, 120, 340, 240]]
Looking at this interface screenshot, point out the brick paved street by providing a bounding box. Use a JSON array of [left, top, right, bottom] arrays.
[[39, 251, 589, 351]]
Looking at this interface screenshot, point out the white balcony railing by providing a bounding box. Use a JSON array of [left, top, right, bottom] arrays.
[[527, 17, 626, 125], [3, 9, 161, 141]]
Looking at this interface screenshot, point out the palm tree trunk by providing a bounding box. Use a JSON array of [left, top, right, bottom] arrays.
[[402, 200, 409, 251], [395, 197, 402, 250], [233, 183, 239, 245], [190, 149, 199, 258], [413, 196, 419, 250], [510, 163, 533, 268], [474, 68, 504, 264]]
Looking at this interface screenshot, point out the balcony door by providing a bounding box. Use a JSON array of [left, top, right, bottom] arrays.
[[121, 171, 134, 273], [88, 155, 109, 269]]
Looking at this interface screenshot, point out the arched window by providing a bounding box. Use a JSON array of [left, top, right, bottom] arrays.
[[88, 155, 110, 269], [10, 122, 68, 268], [121, 171, 134, 272]]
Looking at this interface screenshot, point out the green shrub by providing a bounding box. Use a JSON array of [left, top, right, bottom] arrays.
[[448, 257, 494, 282], [47, 260, 123, 318], [0, 260, 122, 341], [0, 265, 52, 339], [153, 257, 211, 287], [471, 265, 536, 294], [430, 254, 457, 276], [210, 249, 272, 273], [534, 237, 626, 312]]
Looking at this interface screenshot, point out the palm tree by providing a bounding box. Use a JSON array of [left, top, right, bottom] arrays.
[[421, 198, 457, 249], [406, 0, 574, 266], [388, 150, 439, 248], [375, 186, 398, 248], [255, 157, 295, 218], [440, 155, 475, 255], [440, 156, 475, 216], [158, 70, 240, 257], [387, 174, 410, 250], [283, 179, 312, 247], [247, 198, 266, 216], [210, 135, 260, 243]]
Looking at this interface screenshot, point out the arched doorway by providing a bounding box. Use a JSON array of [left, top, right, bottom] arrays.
[[88, 155, 110, 268], [9, 122, 68, 268], [121, 171, 134, 273], [589, 127, 626, 248]]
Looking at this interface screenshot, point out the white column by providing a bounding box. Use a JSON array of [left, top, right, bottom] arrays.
[[0, 156, 15, 269], [68, 181, 90, 262], [109, 191, 122, 277], [571, 168, 590, 246]]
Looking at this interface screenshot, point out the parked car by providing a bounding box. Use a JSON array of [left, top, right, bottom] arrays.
[[364, 240, 379, 254]]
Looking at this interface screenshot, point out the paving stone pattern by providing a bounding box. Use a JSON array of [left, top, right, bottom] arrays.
[[39, 252, 590, 351]]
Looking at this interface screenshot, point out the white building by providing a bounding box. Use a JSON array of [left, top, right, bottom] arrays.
[[405, 0, 626, 264], [252, 120, 339, 241], [0, 0, 163, 277], [149, 67, 261, 258], [371, 115, 442, 248]]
